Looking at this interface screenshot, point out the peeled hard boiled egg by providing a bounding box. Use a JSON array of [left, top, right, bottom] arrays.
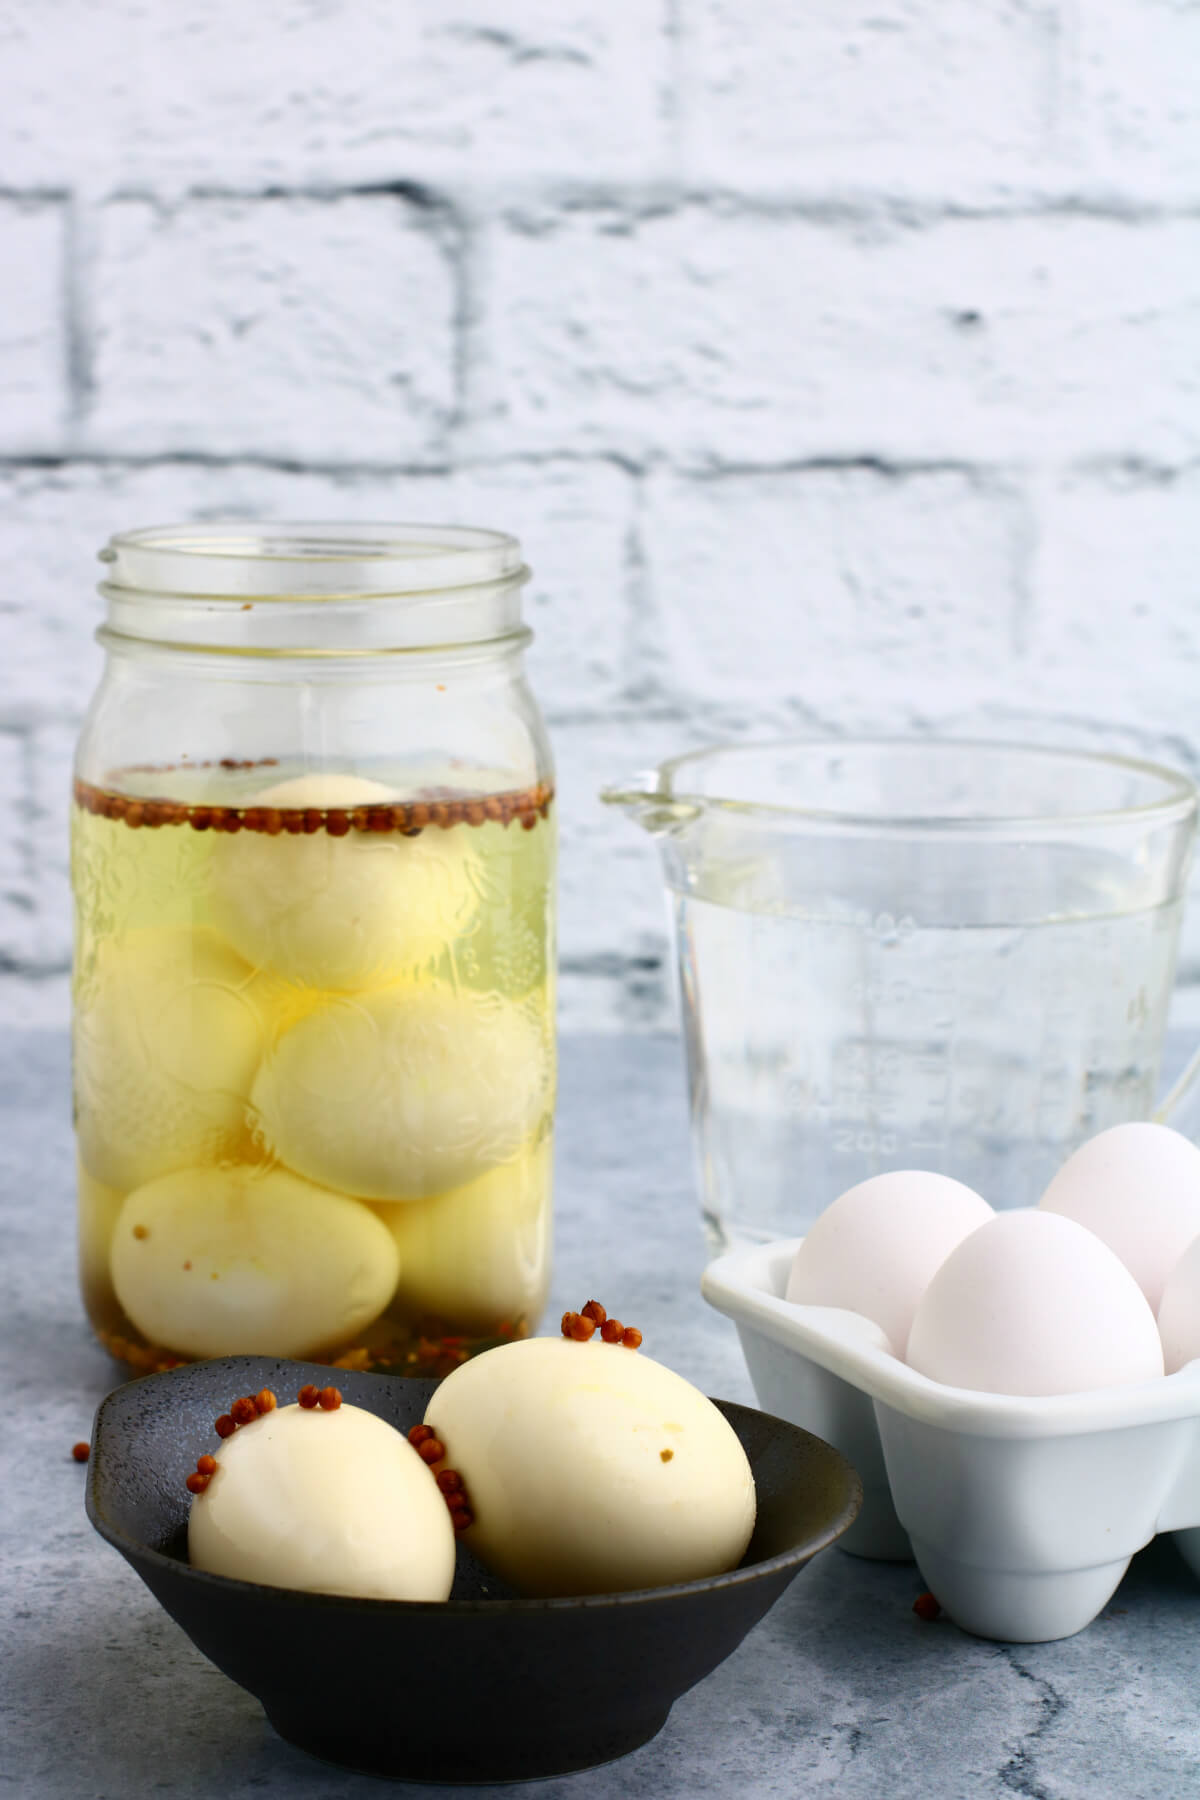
[[785, 1171, 994, 1356], [73, 925, 264, 1192], [77, 1159, 125, 1310], [211, 774, 478, 990], [906, 1210, 1164, 1395], [425, 1336, 756, 1596], [379, 1137, 552, 1331], [251, 983, 551, 1201], [110, 1164, 400, 1358], [1038, 1122, 1200, 1311], [189, 1401, 455, 1601]]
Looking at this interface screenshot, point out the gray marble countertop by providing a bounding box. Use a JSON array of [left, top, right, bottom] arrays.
[[4, 1029, 1200, 1800]]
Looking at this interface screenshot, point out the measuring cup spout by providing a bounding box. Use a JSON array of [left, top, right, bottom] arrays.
[[599, 775, 703, 838]]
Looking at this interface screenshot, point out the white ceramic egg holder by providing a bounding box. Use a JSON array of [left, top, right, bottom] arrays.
[[702, 1237, 1200, 1643]]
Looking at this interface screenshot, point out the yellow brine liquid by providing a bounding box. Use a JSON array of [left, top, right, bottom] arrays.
[[71, 760, 556, 1377]]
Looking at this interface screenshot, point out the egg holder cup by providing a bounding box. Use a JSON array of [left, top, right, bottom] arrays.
[[702, 1238, 1200, 1644]]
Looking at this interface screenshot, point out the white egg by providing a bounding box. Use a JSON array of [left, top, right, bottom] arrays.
[[1156, 1233, 1200, 1373], [211, 774, 478, 990], [785, 1171, 994, 1356], [906, 1210, 1164, 1395], [1038, 1122, 1200, 1311], [110, 1163, 400, 1358], [251, 983, 552, 1201], [426, 1336, 756, 1597], [188, 1401, 455, 1601], [73, 925, 265, 1192], [378, 1137, 552, 1331]]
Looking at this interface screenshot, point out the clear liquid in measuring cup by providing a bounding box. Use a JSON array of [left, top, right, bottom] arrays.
[[71, 758, 555, 1376], [675, 871, 1181, 1250]]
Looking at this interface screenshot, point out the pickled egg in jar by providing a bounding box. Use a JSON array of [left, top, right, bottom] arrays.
[[72, 524, 555, 1376]]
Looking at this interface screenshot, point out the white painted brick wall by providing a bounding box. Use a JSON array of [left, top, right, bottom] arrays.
[[680, 0, 1062, 185], [0, 0, 1198, 1036], [0, 199, 70, 453], [0, 727, 34, 963], [484, 208, 1200, 462], [641, 468, 1029, 706], [88, 195, 457, 459], [1033, 467, 1200, 704], [1, 3, 670, 188], [1071, 0, 1200, 192]]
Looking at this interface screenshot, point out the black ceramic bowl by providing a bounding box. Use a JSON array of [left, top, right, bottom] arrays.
[[87, 1355, 861, 1783]]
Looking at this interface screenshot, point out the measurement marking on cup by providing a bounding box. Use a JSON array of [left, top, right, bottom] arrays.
[[670, 843, 1187, 1244]]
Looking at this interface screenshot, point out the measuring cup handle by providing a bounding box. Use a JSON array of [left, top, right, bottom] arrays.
[[1154, 1041, 1200, 1141]]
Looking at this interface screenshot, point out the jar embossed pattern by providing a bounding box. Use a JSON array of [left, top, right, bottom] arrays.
[[71, 524, 556, 1377]]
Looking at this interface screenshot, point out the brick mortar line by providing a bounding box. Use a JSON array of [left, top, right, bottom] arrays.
[[499, 185, 1200, 225], [3, 181, 1199, 223], [0, 709, 81, 731], [61, 195, 95, 426], [659, 0, 686, 159], [2, 451, 1195, 485], [0, 449, 629, 477], [618, 476, 659, 711], [446, 192, 493, 435], [13, 734, 39, 902], [0, 187, 70, 206], [8, 952, 1200, 985], [661, 455, 1021, 483], [0, 951, 666, 979]]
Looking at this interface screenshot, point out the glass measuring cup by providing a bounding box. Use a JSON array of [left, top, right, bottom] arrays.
[[604, 741, 1200, 1249]]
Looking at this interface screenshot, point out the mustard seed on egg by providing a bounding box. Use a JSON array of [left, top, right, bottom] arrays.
[[423, 1335, 756, 1597], [187, 1401, 455, 1601]]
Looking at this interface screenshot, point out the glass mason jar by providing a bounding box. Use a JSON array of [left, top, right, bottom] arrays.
[[71, 523, 556, 1378]]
